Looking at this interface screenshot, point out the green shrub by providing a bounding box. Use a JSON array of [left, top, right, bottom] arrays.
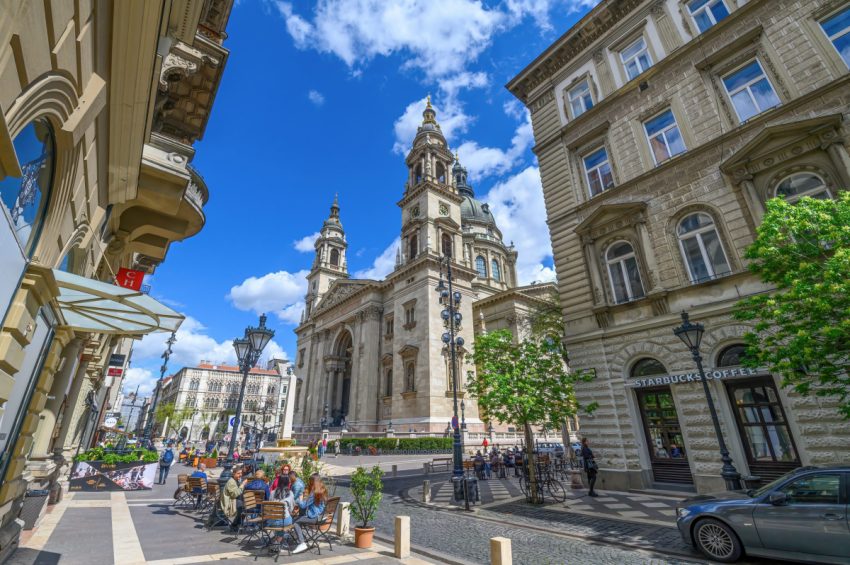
[[350, 466, 383, 528], [338, 437, 452, 451]]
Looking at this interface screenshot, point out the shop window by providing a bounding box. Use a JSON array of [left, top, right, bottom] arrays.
[[775, 172, 831, 203], [687, 0, 729, 33], [475, 255, 487, 278], [726, 379, 799, 469], [605, 241, 645, 303], [620, 37, 652, 81], [637, 389, 688, 462], [677, 213, 731, 283], [568, 79, 594, 118], [582, 147, 615, 197], [644, 110, 686, 165], [780, 474, 841, 505], [820, 6, 850, 68], [491, 259, 501, 282], [722, 60, 780, 122], [0, 119, 56, 256]]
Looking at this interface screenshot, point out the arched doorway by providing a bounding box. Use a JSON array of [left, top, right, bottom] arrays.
[[330, 331, 353, 426]]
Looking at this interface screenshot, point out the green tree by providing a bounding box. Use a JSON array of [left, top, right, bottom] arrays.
[[467, 329, 593, 503], [734, 193, 850, 417], [154, 402, 194, 437]]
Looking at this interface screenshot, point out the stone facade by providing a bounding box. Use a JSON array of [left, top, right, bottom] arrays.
[[509, 0, 850, 493], [0, 0, 232, 555], [294, 102, 557, 436]]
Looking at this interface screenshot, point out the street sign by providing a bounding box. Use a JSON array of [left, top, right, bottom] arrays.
[[104, 415, 119, 428], [108, 353, 126, 366], [115, 268, 145, 291], [229, 416, 238, 427], [451, 416, 459, 430]]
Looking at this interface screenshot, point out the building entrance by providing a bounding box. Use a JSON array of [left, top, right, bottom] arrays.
[[636, 387, 693, 484]]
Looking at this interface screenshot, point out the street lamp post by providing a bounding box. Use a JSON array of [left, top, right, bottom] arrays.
[[673, 311, 742, 491], [142, 332, 177, 444], [436, 253, 466, 501], [219, 314, 274, 486]]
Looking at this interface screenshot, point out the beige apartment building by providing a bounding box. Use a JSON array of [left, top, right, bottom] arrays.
[[508, 0, 850, 493], [0, 0, 232, 556]]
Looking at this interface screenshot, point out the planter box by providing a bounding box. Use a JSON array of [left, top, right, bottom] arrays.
[[69, 461, 157, 491], [201, 457, 217, 468]]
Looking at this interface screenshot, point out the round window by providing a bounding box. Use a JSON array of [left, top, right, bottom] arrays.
[[0, 119, 55, 256]]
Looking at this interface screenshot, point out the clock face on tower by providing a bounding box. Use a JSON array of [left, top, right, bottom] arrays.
[[410, 205, 420, 219], [439, 203, 449, 216]]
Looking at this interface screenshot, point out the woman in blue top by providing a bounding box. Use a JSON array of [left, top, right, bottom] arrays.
[[291, 476, 327, 554]]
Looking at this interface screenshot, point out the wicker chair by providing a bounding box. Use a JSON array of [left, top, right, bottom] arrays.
[[301, 496, 340, 554]]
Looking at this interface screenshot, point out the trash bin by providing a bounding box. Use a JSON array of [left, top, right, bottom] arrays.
[[452, 476, 465, 502], [464, 476, 480, 504]]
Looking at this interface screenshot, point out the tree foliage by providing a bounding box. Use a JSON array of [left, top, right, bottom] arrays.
[[350, 465, 384, 528], [734, 193, 850, 418]]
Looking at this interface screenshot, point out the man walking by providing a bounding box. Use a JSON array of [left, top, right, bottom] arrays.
[[157, 446, 174, 485]]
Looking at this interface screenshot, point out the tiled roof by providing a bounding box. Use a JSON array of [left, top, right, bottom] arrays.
[[195, 362, 278, 376]]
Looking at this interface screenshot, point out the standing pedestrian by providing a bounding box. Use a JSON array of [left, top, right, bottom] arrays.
[[157, 446, 174, 485], [581, 438, 598, 497], [334, 439, 340, 457]]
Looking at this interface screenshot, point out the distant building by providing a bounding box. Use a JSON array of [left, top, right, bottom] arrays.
[[509, 0, 850, 492]]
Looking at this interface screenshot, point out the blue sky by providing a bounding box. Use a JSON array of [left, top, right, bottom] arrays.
[[124, 0, 597, 396]]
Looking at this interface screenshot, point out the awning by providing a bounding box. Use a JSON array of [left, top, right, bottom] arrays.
[[52, 269, 183, 334]]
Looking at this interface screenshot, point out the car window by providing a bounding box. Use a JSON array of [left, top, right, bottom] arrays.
[[780, 474, 841, 504]]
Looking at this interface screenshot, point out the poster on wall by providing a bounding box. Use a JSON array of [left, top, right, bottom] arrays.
[[69, 461, 157, 491]]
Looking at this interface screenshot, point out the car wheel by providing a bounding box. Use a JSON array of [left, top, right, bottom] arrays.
[[693, 518, 743, 563]]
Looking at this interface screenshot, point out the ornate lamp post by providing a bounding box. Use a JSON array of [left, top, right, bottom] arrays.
[[142, 332, 177, 444], [436, 253, 466, 499], [219, 314, 274, 486], [673, 311, 742, 491]]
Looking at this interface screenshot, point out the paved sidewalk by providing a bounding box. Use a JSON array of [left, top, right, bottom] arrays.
[[10, 472, 438, 565]]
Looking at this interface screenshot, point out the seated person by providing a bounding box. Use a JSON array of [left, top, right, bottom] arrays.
[[190, 463, 208, 507], [291, 477, 328, 554], [220, 466, 248, 531], [288, 470, 306, 500], [245, 469, 271, 500]]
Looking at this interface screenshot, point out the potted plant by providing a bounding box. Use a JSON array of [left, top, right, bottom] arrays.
[[350, 465, 383, 548]]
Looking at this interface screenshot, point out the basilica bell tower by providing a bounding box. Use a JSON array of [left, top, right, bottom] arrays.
[[304, 196, 348, 318]]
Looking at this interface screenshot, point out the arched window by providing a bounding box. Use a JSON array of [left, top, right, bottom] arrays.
[[491, 259, 501, 282], [716, 344, 748, 367], [775, 172, 831, 203], [405, 364, 415, 392], [0, 118, 56, 256], [436, 163, 446, 184], [385, 369, 393, 397], [441, 233, 452, 257], [414, 165, 422, 184], [330, 248, 340, 266], [475, 255, 487, 278], [605, 242, 645, 303], [409, 234, 418, 260], [677, 213, 730, 283], [631, 358, 667, 378]]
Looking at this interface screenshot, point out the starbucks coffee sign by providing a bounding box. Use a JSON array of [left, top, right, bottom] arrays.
[[629, 366, 766, 388]]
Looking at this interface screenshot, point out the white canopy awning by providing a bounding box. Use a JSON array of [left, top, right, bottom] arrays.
[[52, 269, 183, 335]]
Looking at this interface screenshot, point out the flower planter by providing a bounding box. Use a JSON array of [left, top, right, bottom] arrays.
[[354, 526, 375, 548], [201, 457, 217, 468]]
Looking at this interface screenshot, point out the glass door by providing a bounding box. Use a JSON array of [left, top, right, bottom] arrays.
[[637, 388, 693, 484]]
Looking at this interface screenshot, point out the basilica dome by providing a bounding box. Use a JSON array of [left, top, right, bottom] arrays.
[[454, 160, 497, 229]]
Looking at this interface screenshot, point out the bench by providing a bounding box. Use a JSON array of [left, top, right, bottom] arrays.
[[429, 457, 452, 472]]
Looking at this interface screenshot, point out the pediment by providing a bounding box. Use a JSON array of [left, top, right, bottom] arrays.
[[434, 216, 460, 229], [575, 202, 646, 235], [397, 344, 419, 358], [721, 114, 842, 178], [314, 280, 373, 313]]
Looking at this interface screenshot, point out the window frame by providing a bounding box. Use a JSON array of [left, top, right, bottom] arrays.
[[491, 258, 501, 282], [676, 213, 731, 283], [475, 255, 487, 278], [722, 59, 781, 123], [567, 79, 594, 119], [687, 0, 730, 34], [643, 109, 687, 165], [819, 5, 850, 69], [582, 146, 615, 198], [774, 172, 832, 203], [605, 241, 645, 304], [619, 36, 653, 81]]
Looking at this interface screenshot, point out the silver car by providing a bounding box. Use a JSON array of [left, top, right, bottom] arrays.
[[676, 466, 850, 563]]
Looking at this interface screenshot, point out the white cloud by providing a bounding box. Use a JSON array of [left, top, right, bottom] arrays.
[[483, 166, 556, 285], [453, 106, 534, 182], [131, 316, 290, 377], [228, 269, 309, 324], [293, 232, 320, 252], [354, 237, 399, 280], [307, 89, 325, 106], [123, 367, 157, 397], [392, 96, 473, 155]]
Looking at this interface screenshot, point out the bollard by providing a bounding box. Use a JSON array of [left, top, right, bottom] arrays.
[[490, 536, 512, 565], [392, 464, 398, 478], [394, 515, 410, 558], [569, 469, 584, 490], [336, 501, 351, 537], [423, 462, 430, 475], [422, 480, 431, 503]]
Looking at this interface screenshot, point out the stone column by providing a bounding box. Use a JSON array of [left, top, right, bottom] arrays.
[[593, 49, 616, 97], [650, 1, 681, 55], [581, 236, 605, 305], [825, 142, 850, 187], [31, 338, 83, 457], [737, 177, 765, 224], [635, 219, 662, 292]]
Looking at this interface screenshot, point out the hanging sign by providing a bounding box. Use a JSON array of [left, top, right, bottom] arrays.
[[109, 353, 126, 366], [107, 367, 124, 377], [628, 367, 768, 388], [115, 268, 145, 291]]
